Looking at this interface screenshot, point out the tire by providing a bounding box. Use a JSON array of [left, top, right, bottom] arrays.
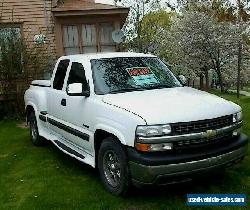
[[29, 111, 43, 146], [98, 137, 130, 196]]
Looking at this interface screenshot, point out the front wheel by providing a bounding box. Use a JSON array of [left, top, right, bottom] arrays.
[[98, 137, 130, 196]]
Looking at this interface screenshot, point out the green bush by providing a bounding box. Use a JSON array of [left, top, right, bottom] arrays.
[[0, 27, 51, 118]]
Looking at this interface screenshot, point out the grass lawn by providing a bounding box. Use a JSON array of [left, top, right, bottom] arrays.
[[243, 85, 250, 93], [231, 84, 250, 93], [0, 91, 249, 210]]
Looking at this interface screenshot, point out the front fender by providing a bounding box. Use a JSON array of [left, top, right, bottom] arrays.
[[93, 123, 128, 146]]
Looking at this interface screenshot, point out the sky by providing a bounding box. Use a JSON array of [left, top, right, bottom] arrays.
[[95, 0, 115, 5]]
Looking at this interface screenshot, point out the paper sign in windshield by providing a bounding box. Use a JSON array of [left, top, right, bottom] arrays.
[[126, 67, 159, 86]]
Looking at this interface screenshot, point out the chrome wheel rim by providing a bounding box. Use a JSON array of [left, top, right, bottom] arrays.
[[103, 150, 121, 188]]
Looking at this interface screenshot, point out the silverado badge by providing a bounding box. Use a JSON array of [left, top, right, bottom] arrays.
[[203, 129, 217, 139]]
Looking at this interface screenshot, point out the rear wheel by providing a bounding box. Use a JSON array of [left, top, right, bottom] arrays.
[[98, 137, 130, 196], [29, 111, 43, 146]]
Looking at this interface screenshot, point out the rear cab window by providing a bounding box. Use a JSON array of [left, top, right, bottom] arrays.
[[53, 59, 70, 90]]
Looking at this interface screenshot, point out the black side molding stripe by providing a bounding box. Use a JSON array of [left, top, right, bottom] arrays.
[[31, 84, 51, 87], [47, 117, 89, 141], [82, 124, 90, 129], [54, 140, 85, 160], [40, 111, 48, 115], [39, 115, 47, 122]]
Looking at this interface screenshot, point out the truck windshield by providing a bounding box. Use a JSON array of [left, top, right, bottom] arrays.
[[91, 57, 181, 95]]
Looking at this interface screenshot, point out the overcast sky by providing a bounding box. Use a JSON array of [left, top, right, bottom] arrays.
[[95, 0, 114, 5]]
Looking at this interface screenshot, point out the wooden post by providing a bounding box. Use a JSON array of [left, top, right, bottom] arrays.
[[200, 73, 204, 90], [205, 68, 209, 90], [237, 41, 242, 98], [237, 0, 242, 99]]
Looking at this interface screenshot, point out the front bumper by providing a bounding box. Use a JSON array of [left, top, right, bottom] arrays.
[[128, 134, 248, 185]]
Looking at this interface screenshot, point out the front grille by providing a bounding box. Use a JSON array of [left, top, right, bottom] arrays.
[[171, 115, 233, 135], [173, 132, 233, 151]]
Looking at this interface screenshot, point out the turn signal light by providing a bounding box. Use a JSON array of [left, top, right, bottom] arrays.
[[135, 143, 150, 152], [135, 143, 173, 152]]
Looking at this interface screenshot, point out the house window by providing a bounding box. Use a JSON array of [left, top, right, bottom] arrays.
[[62, 22, 115, 55], [81, 24, 97, 53], [0, 25, 23, 72], [0, 27, 21, 39], [100, 23, 116, 52], [0, 26, 21, 57], [63, 25, 80, 55], [53, 59, 70, 90]]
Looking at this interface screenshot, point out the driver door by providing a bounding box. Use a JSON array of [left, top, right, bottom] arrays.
[[61, 62, 93, 154]]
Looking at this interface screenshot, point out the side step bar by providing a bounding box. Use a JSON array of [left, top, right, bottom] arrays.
[[54, 140, 85, 160]]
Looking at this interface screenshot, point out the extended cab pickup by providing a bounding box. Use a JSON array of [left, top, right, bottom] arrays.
[[24, 52, 248, 195]]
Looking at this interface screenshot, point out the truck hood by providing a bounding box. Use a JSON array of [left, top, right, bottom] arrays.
[[102, 87, 240, 124]]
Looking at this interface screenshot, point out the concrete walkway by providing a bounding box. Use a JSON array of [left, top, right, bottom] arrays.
[[229, 89, 250, 97]]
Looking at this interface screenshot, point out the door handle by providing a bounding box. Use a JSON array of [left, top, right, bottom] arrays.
[[61, 99, 66, 106]]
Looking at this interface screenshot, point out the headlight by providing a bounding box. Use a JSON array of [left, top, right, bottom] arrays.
[[233, 111, 243, 123], [135, 124, 172, 152], [136, 124, 171, 137]]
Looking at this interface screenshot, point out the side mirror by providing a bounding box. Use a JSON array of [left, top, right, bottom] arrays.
[[67, 83, 90, 97], [178, 75, 187, 86]]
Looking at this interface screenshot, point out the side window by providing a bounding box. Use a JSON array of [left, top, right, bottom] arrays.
[[67, 62, 88, 90], [53, 59, 70, 90]]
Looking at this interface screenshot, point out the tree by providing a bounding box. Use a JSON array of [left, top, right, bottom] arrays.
[[114, 0, 250, 92], [114, 0, 175, 52], [234, 0, 250, 98], [206, 0, 250, 96], [178, 0, 250, 94], [0, 27, 51, 117], [130, 10, 173, 55], [169, 10, 239, 92]]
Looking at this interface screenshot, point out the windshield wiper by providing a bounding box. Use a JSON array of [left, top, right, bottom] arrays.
[[109, 87, 144, 94], [143, 84, 172, 90], [108, 84, 173, 94]]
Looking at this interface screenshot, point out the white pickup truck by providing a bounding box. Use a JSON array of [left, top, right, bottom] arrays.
[[24, 52, 248, 195]]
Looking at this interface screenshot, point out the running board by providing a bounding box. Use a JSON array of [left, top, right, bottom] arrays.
[[54, 140, 85, 160]]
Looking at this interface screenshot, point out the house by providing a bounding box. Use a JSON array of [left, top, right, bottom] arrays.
[[0, 0, 128, 58], [0, 0, 128, 115]]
